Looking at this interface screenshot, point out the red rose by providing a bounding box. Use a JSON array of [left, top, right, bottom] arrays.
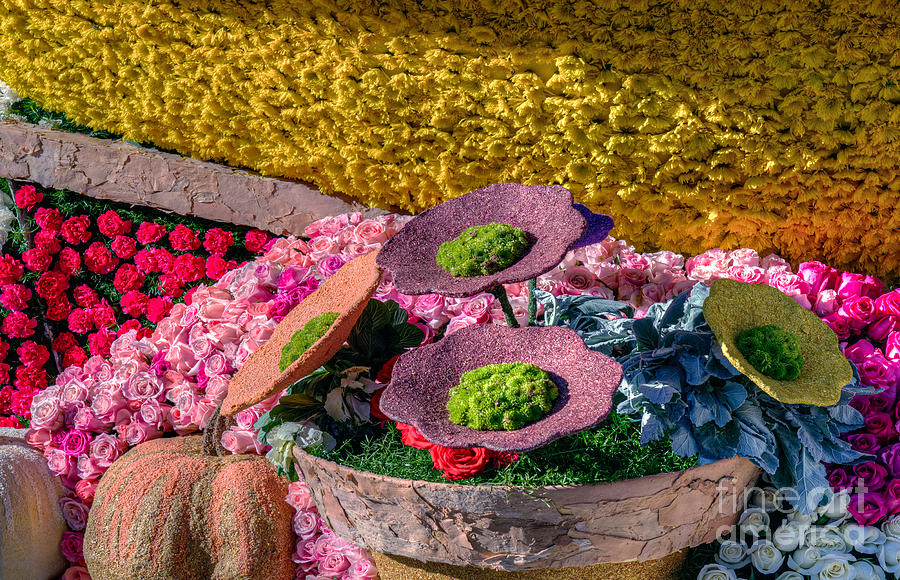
[[22, 247, 52, 272], [173, 253, 206, 282], [153, 248, 175, 273], [0, 341, 8, 362], [396, 422, 434, 450], [158, 274, 184, 298], [117, 319, 141, 335], [244, 229, 271, 253], [72, 285, 99, 308], [14, 184, 42, 211], [113, 264, 145, 293], [169, 224, 201, 251], [429, 445, 491, 481], [15, 366, 48, 390], [369, 388, 388, 424], [84, 242, 118, 274], [91, 303, 117, 328], [205, 255, 236, 280], [17, 341, 50, 368], [136, 222, 167, 244], [145, 297, 173, 323], [56, 247, 82, 276], [120, 291, 148, 317], [110, 235, 138, 259], [35, 270, 69, 299], [0, 255, 24, 286], [60, 215, 92, 245], [45, 296, 73, 321], [0, 284, 32, 311], [53, 332, 78, 353], [96, 210, 131, 237], [203, 228, 234, 256], [377, 354, 401, 384], [35, 207, 64, 233], [67, 309, 94, 334], [63, 346, 88, 369], [33, 231, 61, 254], [88, 329, 116, 357]]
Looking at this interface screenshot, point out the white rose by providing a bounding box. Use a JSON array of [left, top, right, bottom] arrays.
[[788, 510, 817, 527], [852, 560, 887, 580], [715, 540, 750, 569], [882, 516, 900, 539], [789, 547, 827, 576], [749, 487, 781, 512], [817, 553, 857, 580], [818, 491, 852, 522], [739, 507, 772, 537], [697, 563, 738, 580], [774, 523, 807, 552], [805, 526, 850, 553], [841, 522, 886, 554], [750, 539, 785, 574], [775, 572, 805, 580], [877, 537, 900, 574]]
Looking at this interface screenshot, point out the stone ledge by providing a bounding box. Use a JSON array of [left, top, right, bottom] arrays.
[[0, 120, 375, 234]]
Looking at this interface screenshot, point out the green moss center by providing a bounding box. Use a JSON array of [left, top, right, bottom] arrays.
[[279, 312, 340, 372], [736, 324, 804, 381], [447, 362, 558, 430], [436, 223, 529, 277]]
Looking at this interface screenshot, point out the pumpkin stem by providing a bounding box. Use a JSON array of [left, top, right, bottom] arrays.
[[202, 403, 233, 457]]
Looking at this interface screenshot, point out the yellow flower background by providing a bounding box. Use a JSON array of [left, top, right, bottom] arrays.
[[2, 1, 900, 275]]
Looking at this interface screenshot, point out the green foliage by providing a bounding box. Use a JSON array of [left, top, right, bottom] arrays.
[[9, 98, 120, 140], [339, 298, 424, 371], [436, 222, 529, 277], [447, 362, 557, 430], [737, 324, 804, 380], [312, 412, 698, 486], [279, 312, 340, 372]]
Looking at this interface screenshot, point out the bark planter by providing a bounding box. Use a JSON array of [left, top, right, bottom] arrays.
[[293, 447, 761, 579]]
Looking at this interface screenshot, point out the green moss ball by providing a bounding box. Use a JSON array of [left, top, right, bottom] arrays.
[[279, 311, 340, 372], [436, 223, 530, 277], [447, 362, 558, 431], [736, 324, 804, 381]]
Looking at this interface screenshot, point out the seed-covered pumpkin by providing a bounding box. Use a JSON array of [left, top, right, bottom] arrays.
[[0, 428, 67, 580], [83, 412, 294, 580]]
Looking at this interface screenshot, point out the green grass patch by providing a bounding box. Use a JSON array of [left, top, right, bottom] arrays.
[[9, 98, 120, 140], [312, 412, 697, 487]]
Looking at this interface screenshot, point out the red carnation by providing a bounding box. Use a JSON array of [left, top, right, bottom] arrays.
[[429, 445, 492, 481], [63, 346, 88, 369], [53, 332, 78, 353], [35, 207, 64, 233], [205, 255, 236, 280], [168, 224, 201, 251], [203, 228, 234, 256], [120, 291, 149, 317], [45, 296, 72, 321], [1, 311, 36, 339], [91, 303, 117, 328], [0, 254, 25, 285], [136, 222, 166, 244], [17, 341, 50, 368], [84, 242, 118, 274], [22, 248, 52, 272], [117, 319, 142, 335], [35, 270, 69, 300], [133, 249, 158, 273], [110, 235, 138, 259], [11, 386, 39, 416], [145, 297, 173, 323], [73, 285, 100, 308], [15, 367, 48, 391], [0, 341, 8, 362], [0, 284, 32, 311], [113, 264, 145, 293], [158, 274, 184, 298], [184, 286, 198, 305], [244, 229, 271, 253], [60, 215, 92, 245], [173, 253, 206, 282], [97, 210, 131, 237], [56, 247, 82, 276], [13, 184, 42, 211], [88, 329, 116, 357], [153, 248, 175, 273], [0, 364, 8, 385], [67, 309, 94, 334], [33, 231, 61, 254]]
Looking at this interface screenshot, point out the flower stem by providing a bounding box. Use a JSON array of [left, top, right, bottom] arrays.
[[527, 279, 537, 326], [489, 285, 520, 328]]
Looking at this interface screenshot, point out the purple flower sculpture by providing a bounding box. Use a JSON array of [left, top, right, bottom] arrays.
[[379, 324, 623, 452], [376, 183, 590, 298], [572, 203, 615, 250]]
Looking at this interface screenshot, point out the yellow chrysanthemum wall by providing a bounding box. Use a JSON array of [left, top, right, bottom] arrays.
[[2, 1, 900, 275]]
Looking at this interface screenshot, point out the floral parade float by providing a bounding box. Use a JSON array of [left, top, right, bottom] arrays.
[[10, 181, 900, 579]]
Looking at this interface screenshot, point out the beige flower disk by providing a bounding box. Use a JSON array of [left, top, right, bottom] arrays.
[[221, 251, 383, 417], [703, 278, 852, 407]]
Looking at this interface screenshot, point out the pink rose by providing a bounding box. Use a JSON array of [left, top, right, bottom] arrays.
[[768, 271, 811, 299], [190, 397, 218, 428], [318, 553, 351, 577], [220, 428, 266, 454], [277, 266, 313, 292], [62, 429, 92, 457], [838, 272, 884, 300], [888, 331, 900, 361], [316, 254, 348, 278], [307, 236, 338, 260], [461, 293, 494, 323], [844, 339, 876, 364], [839, 296, 878, 331], [73, 407, 108, 431], [823, 314, 852, 341], [561, 266, 596, 294], [234, 407, 262, 430], [90, 433, 125, 467], [725, 264, 765, 284], [139, 399, 171, 429], [203, 352, 232, 376], [728, 248, 760, 267], [205, 375, 230, 399], [25, 428, 53, 449], [123, 372, 165, 401], [352, 219, 389, 245], [346, 559, 378, 579], [885, 480, 900, 514], [76, 455, 104, 481], [293, 511, 320, 538], [286, 481, 317, 512], [870, 316, 900, 342], [60, 531, 84, 563], [232, 281, 272, 303], [848, 492, 888, 526], [124, 420, 161, 446], [858, 351, 899, 389], [866, 412, 897, 444], [445, 315, 480, 335], [46, 448, 76, 478], [798, 261, 839, 295], [62, 566, 91, 580], [29, 392, 63, 430], [877, 290, 900, 317]]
